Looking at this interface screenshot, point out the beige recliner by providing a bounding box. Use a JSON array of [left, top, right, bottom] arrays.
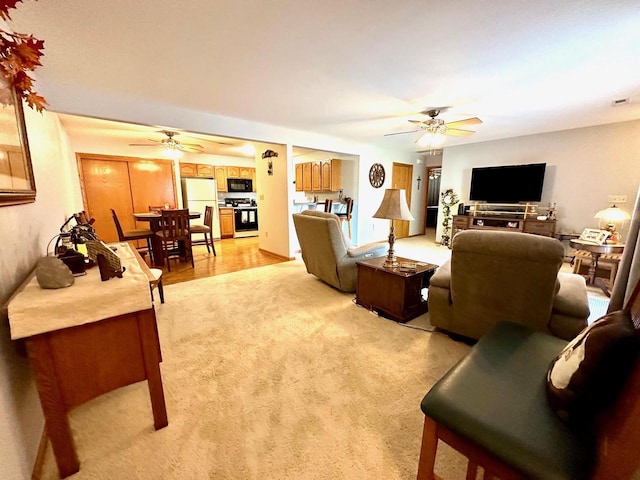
[[293, 210, 387, 292], [428, 230, 590, 340]]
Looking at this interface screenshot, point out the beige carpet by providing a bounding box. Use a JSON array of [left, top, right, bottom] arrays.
[[39, 260, 470, 479]]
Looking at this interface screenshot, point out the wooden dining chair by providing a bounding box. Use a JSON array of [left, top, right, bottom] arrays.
[[189, 205, 216, 255], [324, 199, 333, 212], [336, 197, 354, 238], [110, 208, 155, 263], [154, 208, 194, 271], [149, 268, 165, 304]]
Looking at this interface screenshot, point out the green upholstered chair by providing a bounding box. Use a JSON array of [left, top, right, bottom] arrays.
[[416, 281, 640, 480], [428, 229, 590, 341]]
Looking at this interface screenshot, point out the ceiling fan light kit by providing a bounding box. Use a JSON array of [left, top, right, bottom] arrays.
[[129, 130, 205, 157]]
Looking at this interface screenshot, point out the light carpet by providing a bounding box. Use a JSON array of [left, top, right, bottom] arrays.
[[39, 260, 470, 479]]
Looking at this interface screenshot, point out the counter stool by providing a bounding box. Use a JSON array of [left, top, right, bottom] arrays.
[[336, 198, 353, 238]]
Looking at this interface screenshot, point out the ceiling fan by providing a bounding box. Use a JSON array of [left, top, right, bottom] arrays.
[[129, 130, 206, 155], [385, 109, 482, 147]]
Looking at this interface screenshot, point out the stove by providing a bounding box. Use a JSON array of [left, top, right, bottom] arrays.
[[225, 198, 256, 208]]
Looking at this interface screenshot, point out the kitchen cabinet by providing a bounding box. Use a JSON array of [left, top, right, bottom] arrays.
[[215, 166, 227, 192], [311, 162, 322, 191], [180, 162, 214, 178], [226, 166, 240, 178], [239, 167, 253, 179], [295, 164, 304, 192], [219, 207, 235, 238], [321, 159, 342, 191], [302, 163, 312, 191]]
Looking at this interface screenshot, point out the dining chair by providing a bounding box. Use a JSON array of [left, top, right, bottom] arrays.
[[154, 208, 194, 271], [110, 208, 155, 263], [74, 210, 95, 225], [189, 205, 216, 255], [336, 197, 354, 238], [323, 199, 333, 212], [149, 268, 165, 304]]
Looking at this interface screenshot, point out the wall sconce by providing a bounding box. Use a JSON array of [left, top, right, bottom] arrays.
[[417, 175, 421, 190], [262, 149, 278, 176]]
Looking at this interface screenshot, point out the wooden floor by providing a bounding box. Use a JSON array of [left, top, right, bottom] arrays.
[[154, 237, 288, 286]]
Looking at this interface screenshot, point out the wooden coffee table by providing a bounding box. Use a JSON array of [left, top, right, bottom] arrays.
[[356, 256, 438, 322]]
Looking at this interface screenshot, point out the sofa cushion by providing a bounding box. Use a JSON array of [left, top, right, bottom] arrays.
[[546, 309, 640, 423]]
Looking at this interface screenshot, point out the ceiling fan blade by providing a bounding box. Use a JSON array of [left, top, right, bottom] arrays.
[[384, 129, 420, 136], [180, 142, 205, 148], [408, 119, 425, 125], [444, 117, 482, 128], [128, 143, 157, 147], [179, 145, 204, 153], [444, 128, 475, 137]]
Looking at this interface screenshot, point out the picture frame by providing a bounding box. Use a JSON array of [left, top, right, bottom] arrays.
[[578, 228, 610, 245], [0, 85, 36, 206]]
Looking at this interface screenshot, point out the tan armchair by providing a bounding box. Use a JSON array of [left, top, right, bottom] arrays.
[[293, 210, 387, 292], [428, 230, 589, 340]]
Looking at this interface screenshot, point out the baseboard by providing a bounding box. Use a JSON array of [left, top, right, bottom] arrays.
[[31, 427, 47, 480], [258, 248, 294, 261]]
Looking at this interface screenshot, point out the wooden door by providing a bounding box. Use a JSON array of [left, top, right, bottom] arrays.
[[128, 159, 176, 228], [295, 164, 303, 191], [391, 162, 413, 239], [302, 163, 312, 191], [81, 158, 133, 243]]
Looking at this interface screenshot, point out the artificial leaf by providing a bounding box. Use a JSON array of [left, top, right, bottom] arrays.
[[0, 0, 25, 21]]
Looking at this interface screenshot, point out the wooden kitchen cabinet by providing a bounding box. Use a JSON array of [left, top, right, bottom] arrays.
[[239, 167, 252, 179], [215, 166, 227, 191], [219, 207, 235, 238], [196, 164, 214, 177], [226, 166, 240, 178], [321, 159, 342, 191], [295, 164, 304, 192], [302, 163, 312, 191], [179, 162, 198, 177], [311, 162, 322, 191]]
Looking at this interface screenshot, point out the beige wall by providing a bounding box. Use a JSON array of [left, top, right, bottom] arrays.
[[436, 120, 640, 242], [0, 109, 83, 480]]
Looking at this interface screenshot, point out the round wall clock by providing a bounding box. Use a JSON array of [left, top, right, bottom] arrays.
[[369, 163, 385, 188]]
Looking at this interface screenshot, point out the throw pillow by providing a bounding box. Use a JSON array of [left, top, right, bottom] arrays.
[[546, 309, 640, 423]]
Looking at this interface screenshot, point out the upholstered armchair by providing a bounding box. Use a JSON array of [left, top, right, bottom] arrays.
[[292, 210, 386, 292], [428, 230, 590, 340]]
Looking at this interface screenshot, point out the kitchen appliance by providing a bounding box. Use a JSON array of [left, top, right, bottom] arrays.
[[181, 178, 221, 239], [233, 207, 258, 237], [227, 178, 253, 192]]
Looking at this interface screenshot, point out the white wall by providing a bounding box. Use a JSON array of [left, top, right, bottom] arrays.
[[0, 109, 83, 480], [436, 120, 640, 242]]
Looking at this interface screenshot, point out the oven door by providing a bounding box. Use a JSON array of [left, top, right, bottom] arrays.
[[234, 208, 258, 231]]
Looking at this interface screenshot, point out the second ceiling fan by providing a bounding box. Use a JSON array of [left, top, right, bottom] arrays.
[[385, 109, 482, 147]]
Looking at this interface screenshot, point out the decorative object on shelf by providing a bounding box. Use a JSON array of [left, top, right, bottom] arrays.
[[262, 149, 278, 176], [0, 1, 47, 111], [369, 163, 385, 188], [417, 175, 421, 191], [35, 256, 74, 289], [86, 241, 125, 281], [547, 202, 557, 220], [440, 188, 460, 248], [595, 204, 630, 243], [372, 188, 414, 268]]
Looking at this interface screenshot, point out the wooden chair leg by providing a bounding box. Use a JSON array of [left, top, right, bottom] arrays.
[[417, 416, 439, 480], [157, 278, 164, 304], [211, 236, 216, 256], [204, 233, 210, 253]]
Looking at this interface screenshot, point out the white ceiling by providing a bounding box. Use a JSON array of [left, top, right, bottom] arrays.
[[9, 0, 640, 154]]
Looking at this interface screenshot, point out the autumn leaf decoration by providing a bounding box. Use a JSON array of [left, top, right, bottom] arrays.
[[0, 0, 46, 111]]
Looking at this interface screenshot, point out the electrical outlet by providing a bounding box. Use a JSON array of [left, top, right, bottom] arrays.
[[608, 194, 627, 204]]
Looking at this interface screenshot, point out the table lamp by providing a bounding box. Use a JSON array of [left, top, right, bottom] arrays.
[[595, 204, 630, 243], [373, 189, 414, 268]]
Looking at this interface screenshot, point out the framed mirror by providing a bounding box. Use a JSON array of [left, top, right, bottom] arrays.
[[0, 84, 36, 206]]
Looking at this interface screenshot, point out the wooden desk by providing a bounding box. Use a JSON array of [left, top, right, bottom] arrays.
[[8, 244, 168, 478], [134, 211, 200, 267], [356, 256, 438, 322], [570, 239, 625, 296]]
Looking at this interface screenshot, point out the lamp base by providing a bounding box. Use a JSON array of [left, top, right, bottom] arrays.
[[382, 225, 399, 269], [382, 255, 399, 269]]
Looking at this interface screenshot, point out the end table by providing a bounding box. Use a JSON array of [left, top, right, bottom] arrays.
[[356, 256, 438, 322]]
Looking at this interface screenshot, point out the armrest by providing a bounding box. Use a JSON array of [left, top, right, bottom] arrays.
[[553, 272, 590, 318], [346, 242, 387, 259], [429, 259, 451, 289]]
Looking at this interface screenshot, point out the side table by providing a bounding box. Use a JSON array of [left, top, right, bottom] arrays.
[[356, 256, 438, 322], [570, 239, 625, 296]]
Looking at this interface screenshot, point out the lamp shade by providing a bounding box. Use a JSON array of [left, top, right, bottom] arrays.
[[594, 205, 631, 222], [373, 189, 414, 221]]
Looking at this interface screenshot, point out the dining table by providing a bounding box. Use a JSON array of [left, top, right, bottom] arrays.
[[134, 211, 201, 267]]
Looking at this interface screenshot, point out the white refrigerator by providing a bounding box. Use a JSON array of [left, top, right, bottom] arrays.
[[181, 178, 221, 239]]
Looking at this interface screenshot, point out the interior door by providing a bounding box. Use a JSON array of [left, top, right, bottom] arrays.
[[391, 162, 413, 239], [128, 159, 176, 229], [81, 158, 133, 243]]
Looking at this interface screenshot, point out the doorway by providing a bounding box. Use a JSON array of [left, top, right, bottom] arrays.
[[391, 162, 413, 239]]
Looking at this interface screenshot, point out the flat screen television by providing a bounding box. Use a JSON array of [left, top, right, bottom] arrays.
[[469, 163, 546, 203]]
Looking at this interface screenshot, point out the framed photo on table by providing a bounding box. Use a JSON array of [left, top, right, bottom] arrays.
[[578, 228, 609, 245]]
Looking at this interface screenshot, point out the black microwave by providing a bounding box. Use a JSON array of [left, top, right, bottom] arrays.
[[227, 178, 253, 192]]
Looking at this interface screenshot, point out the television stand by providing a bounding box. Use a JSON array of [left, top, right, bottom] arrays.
[[453, 203, 556, 238]]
